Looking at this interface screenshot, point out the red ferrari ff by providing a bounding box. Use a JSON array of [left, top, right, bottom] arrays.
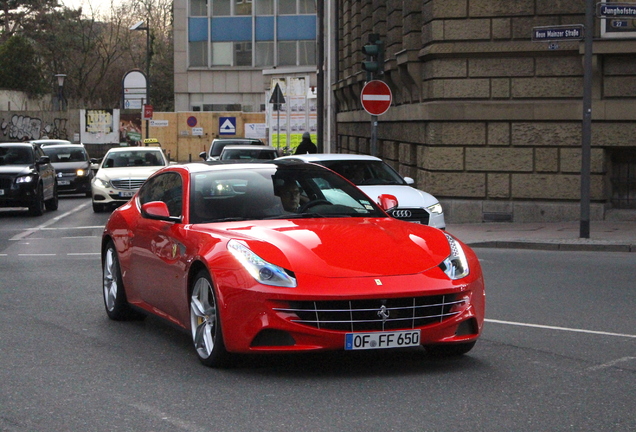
[[101, 161, 485, 367]]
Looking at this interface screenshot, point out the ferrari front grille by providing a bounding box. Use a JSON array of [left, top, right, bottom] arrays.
[[110, 178, 146, 190], [276, 294, 462, 331]]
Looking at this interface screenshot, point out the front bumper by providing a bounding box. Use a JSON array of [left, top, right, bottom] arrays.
[[57, 173, 91, 194], [214, 262, 485, 354], [91, 184, 138, 205], [0, 181, 38, 208]]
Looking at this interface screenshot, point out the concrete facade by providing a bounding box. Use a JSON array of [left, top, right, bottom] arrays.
[[334, 0, 636, 222]]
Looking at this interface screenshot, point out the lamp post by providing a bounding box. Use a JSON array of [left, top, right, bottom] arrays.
[[130, 20, 151, 139], [55, 74, 66, 111]]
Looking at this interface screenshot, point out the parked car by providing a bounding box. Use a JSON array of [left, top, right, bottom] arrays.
[[30, 139, 73, 147], [199, 138, 264, 161], [0, 142, 58, 215], [277, 154, 446, 229], [41, 144, 93, 197], [219, 145, 278, 161], [101, 160, 484, 367], [91, 147, 168, 212]]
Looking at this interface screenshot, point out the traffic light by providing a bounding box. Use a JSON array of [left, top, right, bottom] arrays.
[[361, 35, 384, 80]]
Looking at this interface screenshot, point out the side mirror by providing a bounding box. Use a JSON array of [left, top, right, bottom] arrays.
[[377, 194, 398, 212], [199, 151, 207, 161], [141, 201, 181, 223], [36, 155, 51, 165], [403, 176, 415, 185]]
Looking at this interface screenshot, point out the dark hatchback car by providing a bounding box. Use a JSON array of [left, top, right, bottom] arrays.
[[41, 144, 93, 196], [199, 138, 263, 161], [0, 142, 58, 215]]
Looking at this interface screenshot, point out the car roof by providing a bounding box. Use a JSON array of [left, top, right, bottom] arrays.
[[277, 153, 382, 162], [0, 142, 36, 147], [40, 144, 86, 149], [105, 147, 163, 153], [212, 138, 262, 143], [30, 139, 72, 145], [221, 145, 276, 151]]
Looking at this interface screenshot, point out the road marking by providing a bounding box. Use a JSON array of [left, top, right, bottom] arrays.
[[485, 318, 636, 339], [67, 253, 100, 256], [18, 253, 57, 256], [587, 357, 636, 371], [10, 201, 92, 241]]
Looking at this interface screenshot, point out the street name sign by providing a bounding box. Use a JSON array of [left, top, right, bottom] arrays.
[[361, 80, 392, 116], [597, 2, 636, 17], [532, 24, 584, 41]]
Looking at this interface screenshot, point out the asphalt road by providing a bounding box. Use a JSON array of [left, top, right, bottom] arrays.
[[0, 198, 634, 431]]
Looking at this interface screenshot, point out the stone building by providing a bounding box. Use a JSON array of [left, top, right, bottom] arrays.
[[334, 0, 636, 222]]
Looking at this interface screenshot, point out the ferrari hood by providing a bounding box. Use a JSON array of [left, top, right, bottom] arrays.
[[214, 218, 451, 278]]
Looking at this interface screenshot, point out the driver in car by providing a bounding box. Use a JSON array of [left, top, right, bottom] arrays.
[[277, 179, 301, 212]]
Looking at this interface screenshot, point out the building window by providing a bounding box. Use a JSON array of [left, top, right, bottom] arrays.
[[298, 40, 315, 65], [298, 0, 315, 14], [278, 40, 296, 65], [235, 42, 252, 66], [212, 0, 231, 15], [189, 41, 208, 67], [212, 42, 233, 65], [234, 0, 252, 15], [255, 41, 274, 66], [279, 0, 296, 14], [190, 0, 208, 16], [254, 0, 273, 14], [611, 149, 636, 209]]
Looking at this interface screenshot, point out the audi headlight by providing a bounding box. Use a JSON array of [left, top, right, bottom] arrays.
[[15, 175, 35, 184], [439, 233, 469, 280], [93, 177, 110, 188], [228, 239, 297, 288], [427, 203, 443, 214]]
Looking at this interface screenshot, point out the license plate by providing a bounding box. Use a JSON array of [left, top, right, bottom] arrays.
[[345, 330, 421, 350], [58, 180, 70, 185], [119, 191, 135, 198]]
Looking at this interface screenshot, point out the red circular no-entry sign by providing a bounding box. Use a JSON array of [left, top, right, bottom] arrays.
[[361, 80, 392, 116]]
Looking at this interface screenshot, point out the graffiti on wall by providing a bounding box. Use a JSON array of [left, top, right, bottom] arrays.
[[0, 114, 69, 141]]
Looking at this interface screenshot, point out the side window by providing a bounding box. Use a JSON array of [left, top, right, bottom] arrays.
[[138, 172, 183, 217]]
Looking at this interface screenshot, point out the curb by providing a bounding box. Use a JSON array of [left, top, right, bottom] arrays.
[[467, 241, 636, 252]]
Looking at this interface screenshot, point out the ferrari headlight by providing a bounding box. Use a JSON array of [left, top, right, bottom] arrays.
[[427, 203, 443, 214], [16, 175, 35, 184], [93, 177, 110, 188], [439, 233, 469, 280], [228, 239, 297, 288]]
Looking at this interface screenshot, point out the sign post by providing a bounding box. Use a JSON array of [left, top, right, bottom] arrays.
[[269, 83, 286, 151], [532, 11, 592, 239], [361, 80, 392, 157]]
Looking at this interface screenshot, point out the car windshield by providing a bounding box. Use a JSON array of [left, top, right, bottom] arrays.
[[210, 140, 261, 157], [102, 150, 164, 168], [0, 146, 33, 165], [190, 163, 385, 223], [319, 160, 406, 186], [42, 146, 88, 162]]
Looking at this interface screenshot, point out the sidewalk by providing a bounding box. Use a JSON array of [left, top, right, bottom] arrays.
[[445, 221, 636, 252]]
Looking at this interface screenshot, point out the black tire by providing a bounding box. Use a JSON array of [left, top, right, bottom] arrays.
[[425, 341, 476, 357], [93, 201, 105, 213], [45, 183, 59, 211], [28, 184, 45, 216], [102, 240, 144, 321], [189, 269, 231, 367]]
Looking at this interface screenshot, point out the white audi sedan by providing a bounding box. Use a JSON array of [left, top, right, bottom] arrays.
[[91, 147, 168, 212], [277, 154, 445, 229]]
